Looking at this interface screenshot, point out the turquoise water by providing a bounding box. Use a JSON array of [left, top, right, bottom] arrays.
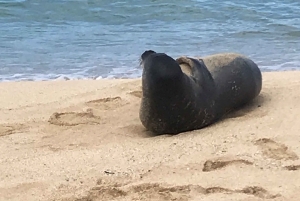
[[0, 0, 299, 81]]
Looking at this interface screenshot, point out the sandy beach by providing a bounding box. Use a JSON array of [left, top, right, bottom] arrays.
[[1, 71, 300, 201]]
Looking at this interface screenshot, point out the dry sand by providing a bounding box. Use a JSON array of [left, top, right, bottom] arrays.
[[0, 71, 300, 201]]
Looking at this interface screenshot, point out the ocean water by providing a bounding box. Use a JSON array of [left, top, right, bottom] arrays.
[[0, 0, 299, 81]]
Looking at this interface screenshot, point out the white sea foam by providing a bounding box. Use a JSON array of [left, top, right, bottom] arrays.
[[0, 66, 143, 82]]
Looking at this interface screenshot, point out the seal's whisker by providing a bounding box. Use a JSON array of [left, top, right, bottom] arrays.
[[138, 58, 144, 68]]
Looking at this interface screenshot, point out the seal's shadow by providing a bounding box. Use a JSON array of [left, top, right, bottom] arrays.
[[224, 93, 268, 119]]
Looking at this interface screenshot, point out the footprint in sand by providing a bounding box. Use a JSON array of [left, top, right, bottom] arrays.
[[48, 109, 101, 126], [255, 138, 298, 160], [202, 159, 253, 172], [71, 181, 280, 201], [86, 96, 125, 110], [128, 90, 142, 98], [283, 165, 300, 171], [0, 124, 25, 137], [0, 125, 14, 137], [237, 186, 280, 199]]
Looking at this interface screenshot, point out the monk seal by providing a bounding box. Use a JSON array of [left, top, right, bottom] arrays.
[[139, 50, 262, 135]]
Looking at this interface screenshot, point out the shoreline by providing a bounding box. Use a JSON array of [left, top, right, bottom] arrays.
[[1, 71, 300, 201], [0, 69, 300, 83]]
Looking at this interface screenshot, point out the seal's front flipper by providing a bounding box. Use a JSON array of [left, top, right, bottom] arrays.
[[176, 56, 194, 76], [176, 56, 208, 78], [176, 56, 194, 67], [178, 57, 217, 96]]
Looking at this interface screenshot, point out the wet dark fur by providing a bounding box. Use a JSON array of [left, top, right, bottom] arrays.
[[139, 50, 262, 134]]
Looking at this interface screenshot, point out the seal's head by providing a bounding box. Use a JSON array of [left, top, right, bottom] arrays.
[[140, 50, 183, 81], [140, 50, 156, 63], [140, 50, 157, 67]]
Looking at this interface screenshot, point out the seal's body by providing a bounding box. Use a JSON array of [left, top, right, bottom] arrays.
[[140, 51, 262, 134]]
